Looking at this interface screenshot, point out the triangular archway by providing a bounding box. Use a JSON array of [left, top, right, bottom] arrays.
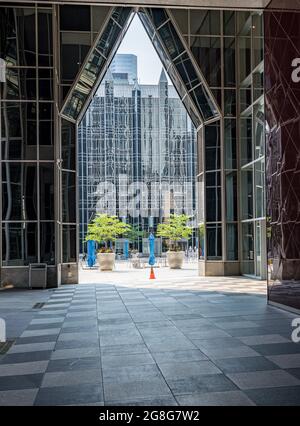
[[59, 7, 221, 129]]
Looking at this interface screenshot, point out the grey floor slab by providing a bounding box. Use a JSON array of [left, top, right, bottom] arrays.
[[35, 383, 103, 406], [266, 354, 300, 369], [213, 356, 278, 374], [0, 389, 38, 406], [176, 390, 255, 406], [167, 373, 238, 396], [41, 369, 102, 388], [227, 369, 300, 390], [245, 386, 300, 406], [1, 277, 299, 406]]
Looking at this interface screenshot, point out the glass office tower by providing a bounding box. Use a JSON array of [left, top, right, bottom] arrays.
[[0, 1, 299, 313], [78, 67, 197, 254]]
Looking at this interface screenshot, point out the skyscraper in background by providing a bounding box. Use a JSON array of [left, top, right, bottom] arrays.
[[78, 63, 197, 254], [110, 53, 137, 84]]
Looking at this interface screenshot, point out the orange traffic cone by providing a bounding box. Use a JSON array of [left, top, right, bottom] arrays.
[[149, 266, 156, 279]]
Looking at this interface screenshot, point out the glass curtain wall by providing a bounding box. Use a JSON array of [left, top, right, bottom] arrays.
[[0, 5, 55, 272], [169, 9, 239, 268], [238, 11, 266, 278]]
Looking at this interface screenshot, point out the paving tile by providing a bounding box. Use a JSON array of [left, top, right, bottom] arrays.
[[104, 379, 172, 402], [0, 351, 52, 364], [21, 329, 61, 338], [107, 396, 178, 406], [167, 374, 238, 395], [101, 343, 150, 356], [8, 342, 56, 354], [193, 337, 244, 350], [51, 347, 100, 360], [213, 356, 278, 374], [227, 369, 300, 390], [101, 353, 155, 369], [55, 339, 99, 350], [47, 357, 101, 372], [152, 350, 207, 364], [286, 368, 300, 380], [200, 345, 260, 360], [58, 332, 99, 342], [245, 386, 300, 406], [176, 390, 255, 406], [253, 343, 300, 356], [0, 389, 38, 406], [0, 374, 43, 391], [34, 383, 103, 406], [158, 360, 222, 380], [0, 361, 49, 377], [238, 334, 290, 346], [42, 369, 102, 388], [266, 354, 300, 369]]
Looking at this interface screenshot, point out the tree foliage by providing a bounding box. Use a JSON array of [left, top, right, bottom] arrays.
[[85, 214, 131, 247], [156, 214, 192, 250]]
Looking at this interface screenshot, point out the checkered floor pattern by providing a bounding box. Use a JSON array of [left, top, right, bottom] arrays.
[[0, 277, 300, 406]]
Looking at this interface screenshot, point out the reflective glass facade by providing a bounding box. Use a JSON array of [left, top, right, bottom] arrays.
[[0, 1, 299, 313], [0, 6, 55, 276], [78, 69, 197, 254]]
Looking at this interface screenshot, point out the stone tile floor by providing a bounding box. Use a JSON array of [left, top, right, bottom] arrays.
[[0, 268, 300, 406]]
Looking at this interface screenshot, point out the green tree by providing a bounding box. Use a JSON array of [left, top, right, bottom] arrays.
[[156, 214, 193, 251], [85, 214, 131, 251], [126, 225, 146, 249]]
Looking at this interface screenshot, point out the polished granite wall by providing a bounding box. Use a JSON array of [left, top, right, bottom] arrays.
[[265, 3, 300, 311]]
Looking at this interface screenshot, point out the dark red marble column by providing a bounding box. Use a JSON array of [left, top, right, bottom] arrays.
[[265, 3, 300, 310]]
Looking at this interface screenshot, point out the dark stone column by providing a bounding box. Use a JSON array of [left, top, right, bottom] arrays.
[[265, 5, 300, 311]]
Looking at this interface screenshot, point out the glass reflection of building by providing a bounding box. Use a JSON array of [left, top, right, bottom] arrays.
[[78, 67, 197, 253], [1, 3, 281, 294]]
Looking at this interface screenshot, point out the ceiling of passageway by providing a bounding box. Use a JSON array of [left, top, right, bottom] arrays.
[[3, 0, 271, 9]]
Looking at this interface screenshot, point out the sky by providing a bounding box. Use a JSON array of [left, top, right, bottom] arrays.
[[116, 14, 171, 85]]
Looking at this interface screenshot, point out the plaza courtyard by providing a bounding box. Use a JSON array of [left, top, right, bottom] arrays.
[[0, 264, 300, 406]]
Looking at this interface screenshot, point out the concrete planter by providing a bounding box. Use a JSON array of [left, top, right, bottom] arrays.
[[97, 252, 115, 271], [167, 251, 184, 269]]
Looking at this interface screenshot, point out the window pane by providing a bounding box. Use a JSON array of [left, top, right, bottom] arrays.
[[62, 171, 76, 223], [38, 9, 53, 67], [240, 117, 252, 165], [224, 89, 236, 117], [241, 168, 254, 220], [205, 122, 220, 170], [40, 164, 54, 220], [62, 225, 77, 262], [207, 223, 222, 260], [227, 223, 238, 260], [157, 21, 185, 60], [190, 37, 221, 87], [2, 222, 38, 266], [224, 119, 237, 169], [2, 163, 37, 220], [239, 36, 251, 82], [1, 102, 37, 160], [38, 69, 53, 100], [242, 222, 255, 274], [224, 37, 236, 87], [206, 171, 221, 222], [60, 5, 91, 31], [255, 160, 265, 218], [1, 68, 36, 100], [40, 222, 55, 265], [17, 8, 36, 66], [190, 10, 220, 35], [61, 119, 76, 170], [226, 171, 238, 221], [224, 11, 235, 36]]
